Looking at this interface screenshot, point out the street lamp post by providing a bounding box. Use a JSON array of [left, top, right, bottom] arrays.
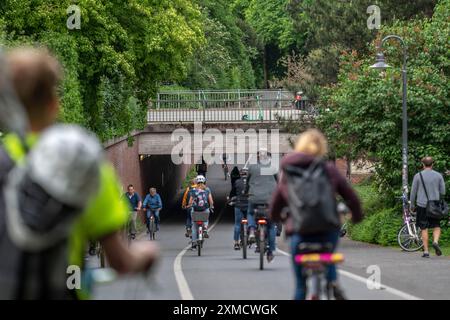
[[370, 35, 408, 194]]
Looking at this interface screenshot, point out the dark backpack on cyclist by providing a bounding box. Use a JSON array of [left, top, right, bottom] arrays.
[[284, 159, 340, 235], [192, 188, 209, 212]]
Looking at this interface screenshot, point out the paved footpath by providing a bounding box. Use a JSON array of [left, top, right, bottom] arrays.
[[89, 165, 449, 300]]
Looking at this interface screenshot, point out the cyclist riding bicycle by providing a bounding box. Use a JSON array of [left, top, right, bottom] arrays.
[[196, 157, 208, 179], [187, 175, 214, 249], [270, 129, 363, 300], [244, 148, 278, 262], [124, 184, 142, 240], [143, 187, 163, 232], [229, 168, 249, 250], [181, 178, 197, 237]]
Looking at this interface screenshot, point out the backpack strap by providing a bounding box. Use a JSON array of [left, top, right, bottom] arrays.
[[0, 146, 15, 184], [419, 172, 430, 201]]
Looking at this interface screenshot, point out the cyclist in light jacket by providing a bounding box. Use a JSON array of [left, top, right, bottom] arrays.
[[143, 187, 163, 232]]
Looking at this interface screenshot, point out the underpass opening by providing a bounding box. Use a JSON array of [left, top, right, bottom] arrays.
[[140, 154, 190, 224]]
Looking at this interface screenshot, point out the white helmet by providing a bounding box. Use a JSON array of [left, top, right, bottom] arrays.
[[195, 175, 206, 184]]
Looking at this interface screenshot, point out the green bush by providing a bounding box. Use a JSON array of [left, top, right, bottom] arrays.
[[349, 204, 403, 246], [353, 184, 389, 217], [439, 222, 450, 244], [348, 213, 379, 243], [350, 182, 450, 247], [374, 208, 404, 246], [350, 182, 403, 245]]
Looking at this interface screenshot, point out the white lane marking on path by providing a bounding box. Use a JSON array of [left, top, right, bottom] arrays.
[[173, 209, 224, 300], [276, 248, 423, 300]]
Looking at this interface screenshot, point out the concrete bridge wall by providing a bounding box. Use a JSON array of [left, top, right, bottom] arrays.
[[104, 134, 191, 208]]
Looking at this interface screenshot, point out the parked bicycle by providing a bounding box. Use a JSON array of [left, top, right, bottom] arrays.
[[192, 210, 210, 256], [397, 191, 423, 252], [294, 242, 345, 300], [253, 204, 269, 270]]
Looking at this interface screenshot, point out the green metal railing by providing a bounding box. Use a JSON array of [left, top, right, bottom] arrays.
[[148, 89, 315, 123]]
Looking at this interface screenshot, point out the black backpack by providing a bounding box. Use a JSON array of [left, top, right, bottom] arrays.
[[284, 160, 340, 235], [0, 146, 77, 300]]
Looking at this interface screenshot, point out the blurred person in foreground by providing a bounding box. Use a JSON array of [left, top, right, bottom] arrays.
[[0, 47, 158, 299], [269, 129, 363, 300]]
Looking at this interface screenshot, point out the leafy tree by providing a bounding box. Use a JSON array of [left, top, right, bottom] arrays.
[[183, 0, 257, 89], [317, 0, 449, 196], [242, 0, 295, 87], [287, 0, 438, 89], [0, 0, 204, 141]]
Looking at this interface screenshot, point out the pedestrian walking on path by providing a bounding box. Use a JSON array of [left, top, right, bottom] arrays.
[[410, 156, 446, 258]]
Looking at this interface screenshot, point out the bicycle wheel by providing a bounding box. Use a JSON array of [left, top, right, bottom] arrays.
[[309, 275, 320, 300], [127, 220, 132, 247], [398, 223, 423, 252], [241, 225, 247, 259], [198, 226, 202, 256], [99, 246, 106, 268], [149, 219, 156, 240], [259, 226, 265, 270]]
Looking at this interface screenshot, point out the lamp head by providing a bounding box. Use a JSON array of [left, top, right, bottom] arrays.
[[370, 52, 390, 70]]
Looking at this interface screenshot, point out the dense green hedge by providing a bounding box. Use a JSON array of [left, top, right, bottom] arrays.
[[349, 182, 450, 246]]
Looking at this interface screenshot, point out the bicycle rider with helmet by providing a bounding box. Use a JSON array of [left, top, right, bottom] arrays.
[[187, 175, 214, 249]]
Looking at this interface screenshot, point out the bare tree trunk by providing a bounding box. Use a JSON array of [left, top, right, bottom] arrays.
[[263, 45, 268, 89]]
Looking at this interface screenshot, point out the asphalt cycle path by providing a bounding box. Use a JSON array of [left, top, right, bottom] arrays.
[[89, 164, 449, 300]]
